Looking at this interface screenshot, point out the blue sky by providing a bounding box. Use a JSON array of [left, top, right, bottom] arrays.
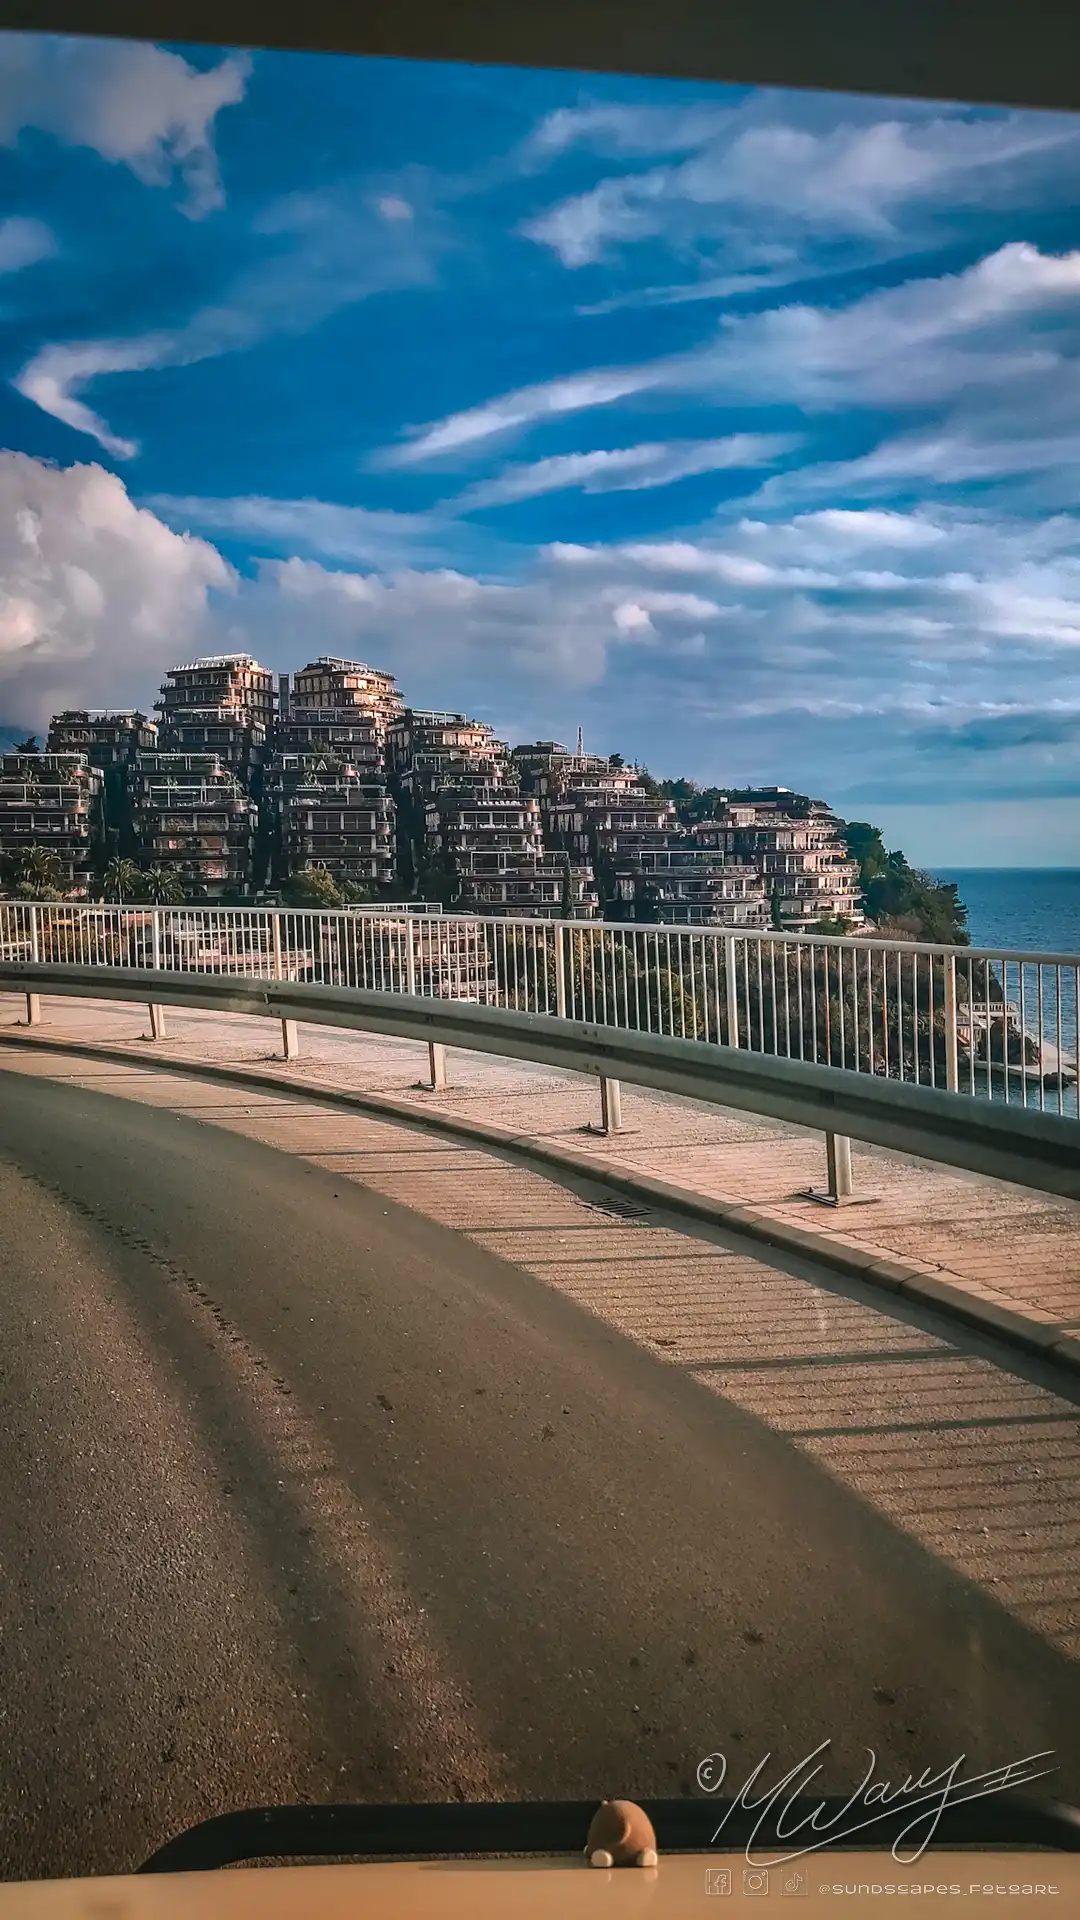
[[3, 35, 1080, 864]]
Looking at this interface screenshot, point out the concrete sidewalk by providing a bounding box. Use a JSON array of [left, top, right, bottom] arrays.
[[3, 991, 1079, 1359]]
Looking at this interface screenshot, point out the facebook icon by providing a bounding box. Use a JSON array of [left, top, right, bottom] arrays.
[[705, 1867, 733, 1895]]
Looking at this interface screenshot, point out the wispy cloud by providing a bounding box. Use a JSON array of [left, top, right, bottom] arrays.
[[523, 98, 1080, 267], [454, 433, 797, 508], [15, 336, 172, 458], [143, 491, 456, 567], [377, 363, 667, 467], [0, 35, 250, 216], [376, 242, 1080, 469], [13, 179, 440, 457], [0, 216, 54, 274]]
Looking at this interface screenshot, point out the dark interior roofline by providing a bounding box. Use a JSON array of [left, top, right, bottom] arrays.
[[0, 0, 1077, 115]]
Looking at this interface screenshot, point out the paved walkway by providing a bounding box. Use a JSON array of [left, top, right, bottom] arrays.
[[4, 992, 1079, 1343]]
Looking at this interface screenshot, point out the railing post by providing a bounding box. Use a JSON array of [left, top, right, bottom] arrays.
[[724, 932, 740, 1048], [427, 1041, 447, 1090], [272, 909, 299, 1060], [554, 921, 567, 1020], [944, 952, 960, 1093], [147, 907, 166, 1040], [599, 1077, 622, 1133], [826, 1132, 853, 1203], [26, 904, 41, 1025], [406, 918, 417, 998]]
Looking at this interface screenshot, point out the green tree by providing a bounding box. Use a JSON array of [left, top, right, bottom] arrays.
[[17, 845, 65, 895], [842, 822, 968, 944], [282, 866, 343, 909], [101, 857, 142, 904], [559, 864, 575, 919], [141, 866, 185, 905], [15, 735, 40, 754]]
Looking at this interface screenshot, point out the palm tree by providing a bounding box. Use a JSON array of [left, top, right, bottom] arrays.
[[102, 856, 142, 904], [141, 866, 185, 905], [18, 846, 64, 894]]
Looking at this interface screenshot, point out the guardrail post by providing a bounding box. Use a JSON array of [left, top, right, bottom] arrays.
[[148, 1003, 168, 1041], [427, 1041, 447, 1090], [944, 953, 960, 1093], [554, 921, 567, 1020], [26, 904, 41, 1025], [724, 933, 740, 1048], [272, 910, 299, 1059], [599, 1077, 622, 1133], [826, 1132, 853, 1203]]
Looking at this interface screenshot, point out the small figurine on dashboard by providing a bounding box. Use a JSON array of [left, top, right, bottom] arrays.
[[584, 1799, 659, 1868]]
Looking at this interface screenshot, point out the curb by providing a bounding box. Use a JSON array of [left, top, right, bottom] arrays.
[[3, 1022, 1079, 1383]]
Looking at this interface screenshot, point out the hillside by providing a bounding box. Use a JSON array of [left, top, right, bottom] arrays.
[[654, 777, 969, 944]]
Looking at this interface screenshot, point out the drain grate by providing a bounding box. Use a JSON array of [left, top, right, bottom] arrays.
[[585, 1194, 651, 1222]]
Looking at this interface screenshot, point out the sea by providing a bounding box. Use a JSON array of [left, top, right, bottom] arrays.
[[930, 868, 1080, 959], [930, 869, 1080, 1116]]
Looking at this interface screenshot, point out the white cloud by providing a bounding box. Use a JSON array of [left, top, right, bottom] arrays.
[[0, 36, 249, 216], [522, 98, 731, 164], [377, 195, 414, 222], [699, 243, 1080, 411], [15, 336, 172, 459], [5, 457, 1079, 808], [380, 364, 663, 466], [143, 492, 452, 568], [523, 101, 1080, 266], [454, 432, 797, 508], [0, 215, 54, 274], [0, 452, 232, 727], [374, 243, 1080, 472], [14, 180, 437, 456]]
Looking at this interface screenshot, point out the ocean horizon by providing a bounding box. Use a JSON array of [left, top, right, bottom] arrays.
[[930, 866, 1080, 957]]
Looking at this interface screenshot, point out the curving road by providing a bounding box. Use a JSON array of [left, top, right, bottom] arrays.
[[0, 1066, 1078, 1881]]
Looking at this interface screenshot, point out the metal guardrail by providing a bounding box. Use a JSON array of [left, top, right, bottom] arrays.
[[1, 960, 1077, 1202], [1, 901, 1076, 1119]]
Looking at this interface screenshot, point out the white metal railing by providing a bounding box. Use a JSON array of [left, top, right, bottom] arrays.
[[0, 901, 1076, 1120]]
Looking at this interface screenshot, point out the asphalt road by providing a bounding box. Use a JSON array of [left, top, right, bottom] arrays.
[[0, 1069, 1078, 1882]]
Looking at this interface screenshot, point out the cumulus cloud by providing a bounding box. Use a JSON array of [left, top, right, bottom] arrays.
[[0, 35, 249, 216], [5, 457, 1079, 803], [0, 452, 232, 727]]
